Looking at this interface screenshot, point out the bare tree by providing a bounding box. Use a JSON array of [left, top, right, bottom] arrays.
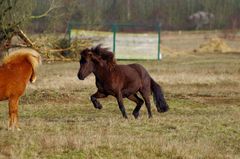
[[0, 0, 60, 50]]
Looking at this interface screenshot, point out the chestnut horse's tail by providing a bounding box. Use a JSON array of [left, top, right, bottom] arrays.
[[150, 78, 169, 112]]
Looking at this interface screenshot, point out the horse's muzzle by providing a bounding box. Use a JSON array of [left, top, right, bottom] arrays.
[[78, 74, 85, 80]]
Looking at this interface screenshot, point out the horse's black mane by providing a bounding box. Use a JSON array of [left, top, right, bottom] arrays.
[[91, 44, 116, 67]]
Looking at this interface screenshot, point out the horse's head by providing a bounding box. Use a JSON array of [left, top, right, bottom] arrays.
[[77, 48, 100, 80], [77, 45, 116, 80]]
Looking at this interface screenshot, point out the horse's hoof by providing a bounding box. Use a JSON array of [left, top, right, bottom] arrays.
[[123, 114, 128, 119], [7, 126, 21, 131], [97, 105, 102, 109], [8, 127, 15, 131], [94, 106, 102, 109], [94, 103, 102, 109], [132, 112, 139, 119]]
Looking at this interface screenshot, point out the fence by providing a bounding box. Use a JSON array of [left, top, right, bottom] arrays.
[[67, 22, 162, 60]]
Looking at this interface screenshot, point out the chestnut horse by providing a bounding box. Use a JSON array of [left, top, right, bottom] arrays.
[[0, 48, 41, 130], [77, 45, 169, 118]]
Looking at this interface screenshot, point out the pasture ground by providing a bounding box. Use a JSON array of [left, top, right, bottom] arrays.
[[0, 32, 240, 159]]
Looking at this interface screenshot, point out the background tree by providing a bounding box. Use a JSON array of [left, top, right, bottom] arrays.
[[0, 0, 33, 47], [0, 0, 59, 50], [2, 0, 240, 35]]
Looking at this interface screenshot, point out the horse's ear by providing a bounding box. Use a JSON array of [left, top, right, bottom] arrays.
[[80, 48, 91, 56]]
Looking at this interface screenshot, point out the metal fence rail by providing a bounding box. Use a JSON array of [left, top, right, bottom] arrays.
[[67, 23, 161, 60]]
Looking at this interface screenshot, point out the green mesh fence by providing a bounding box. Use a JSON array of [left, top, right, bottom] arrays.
[[67, 23, 161, 60]]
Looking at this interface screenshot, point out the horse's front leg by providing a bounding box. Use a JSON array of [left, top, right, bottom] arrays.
[[8, 96, 21, 131], [116, 93, 128, 119], [90, 91, 107, 109]]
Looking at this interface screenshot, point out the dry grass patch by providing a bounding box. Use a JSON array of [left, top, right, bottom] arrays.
[[0, 52, 239, 159]]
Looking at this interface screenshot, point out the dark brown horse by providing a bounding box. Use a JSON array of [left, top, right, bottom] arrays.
[[77, 45, 169, 118]]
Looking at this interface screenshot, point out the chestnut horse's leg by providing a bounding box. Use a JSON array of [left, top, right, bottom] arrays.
[[90, 91, 107, 109], [116, 93, 128, 119], [140, 90, 153, 118], [8, 96, 20, 131], [128, 94, 144, 119]]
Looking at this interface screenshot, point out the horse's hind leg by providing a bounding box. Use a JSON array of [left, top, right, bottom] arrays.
[[8, 96, 20, 131], [91, 91, 107, 109], [128, 94, 144, 119], [140, 90, 152, 118]]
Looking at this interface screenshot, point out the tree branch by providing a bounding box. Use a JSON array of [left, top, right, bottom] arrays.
[[30, 0, 60, 19], [15, 28, 34, 47]]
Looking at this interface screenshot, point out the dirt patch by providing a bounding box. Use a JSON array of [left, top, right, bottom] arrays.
[[21, 89, 79, 104]]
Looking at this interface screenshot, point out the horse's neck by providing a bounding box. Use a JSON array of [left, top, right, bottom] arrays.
[[93, 65, 111, 81]]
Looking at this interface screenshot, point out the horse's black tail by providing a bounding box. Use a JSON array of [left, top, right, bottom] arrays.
[[151, 78, 169, 112]]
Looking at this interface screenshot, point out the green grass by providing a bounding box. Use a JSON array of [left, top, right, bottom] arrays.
[[0, 52, 240, 159]]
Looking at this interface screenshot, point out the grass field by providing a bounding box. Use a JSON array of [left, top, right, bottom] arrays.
[[0, 52, 240, 158]]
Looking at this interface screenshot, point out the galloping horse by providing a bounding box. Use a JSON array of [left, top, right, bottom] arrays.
[[0, 48, 41, 130], [77, 45, 169, 118]]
